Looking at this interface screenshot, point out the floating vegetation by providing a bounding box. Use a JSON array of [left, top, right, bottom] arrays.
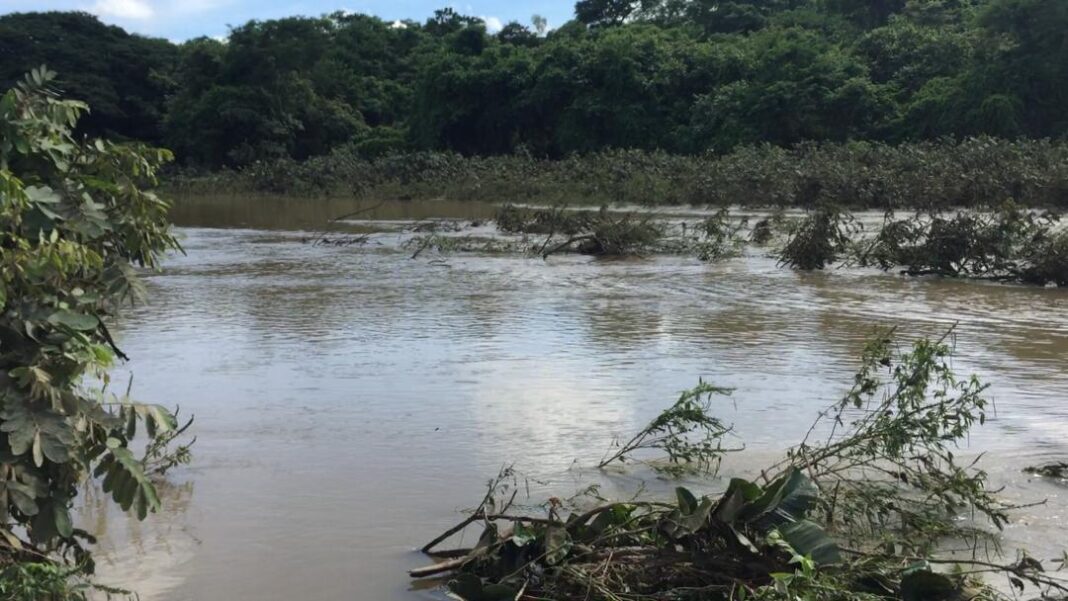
[[749, 209, 788, 246], [494, 206, 667, 258], [1024, 463, 1068, 480], [307, 201, 1067, 288], [495, 204, 593, 237], [406, 234, 522, 259], [692, 209, 748, 262], [410, 330, 1068, 601]]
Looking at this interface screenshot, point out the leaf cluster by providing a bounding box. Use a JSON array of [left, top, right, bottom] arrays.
[[0, 69, 189, 581], [414, 330, 1068, 601]]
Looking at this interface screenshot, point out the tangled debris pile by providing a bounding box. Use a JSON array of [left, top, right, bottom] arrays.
[[410, 330, 1068, 601]]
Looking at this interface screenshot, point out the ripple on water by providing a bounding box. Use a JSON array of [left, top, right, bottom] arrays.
[[98, 219, 1068, 601]]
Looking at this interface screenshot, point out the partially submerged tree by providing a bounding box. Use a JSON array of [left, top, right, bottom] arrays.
[[858, 204, 1067, 285], [777, 205, 859, 270]]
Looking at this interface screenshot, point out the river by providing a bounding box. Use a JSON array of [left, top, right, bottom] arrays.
[[84, 196, 1068, 600]]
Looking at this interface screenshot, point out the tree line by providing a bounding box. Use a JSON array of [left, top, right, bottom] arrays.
[[1, 0, 1066, 169]]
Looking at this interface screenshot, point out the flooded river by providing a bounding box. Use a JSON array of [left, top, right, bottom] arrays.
[[86, 196, 1068, 600]]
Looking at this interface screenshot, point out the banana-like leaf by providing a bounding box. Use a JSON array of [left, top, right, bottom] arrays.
[[714, 477, 764, 523], [779, 520, 841, 566], [740, 468, 819, 529]]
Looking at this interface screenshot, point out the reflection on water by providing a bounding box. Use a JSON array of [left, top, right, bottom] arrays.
[[91, 198, 1068, 600]]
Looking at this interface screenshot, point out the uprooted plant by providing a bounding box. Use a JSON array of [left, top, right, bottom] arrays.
[[411, 329, 1068, 601]]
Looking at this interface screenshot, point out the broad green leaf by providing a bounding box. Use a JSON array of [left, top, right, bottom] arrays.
[[96, 445, 161, 520], [714, 477, 763, 524], [24, 185, 60, 204], [676, 486, 698, 514], [778, 520, 841, 566], [0, 404, 73, 465], [48, 310, 100, 331], [6, 481, 40, 516], [741, 469, 819, 529], [53, 502, 73, 538]]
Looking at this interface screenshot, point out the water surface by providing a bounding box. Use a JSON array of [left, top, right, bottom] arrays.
[[87, 196, 1068, 600]]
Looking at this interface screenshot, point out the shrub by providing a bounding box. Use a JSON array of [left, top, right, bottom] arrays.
[[0, 68, 188, 592]]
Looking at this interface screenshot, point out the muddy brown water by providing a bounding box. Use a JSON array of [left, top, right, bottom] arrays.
[[84, 195, 1068, 600]]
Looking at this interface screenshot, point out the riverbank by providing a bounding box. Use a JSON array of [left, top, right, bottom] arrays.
[[165, 138, 1068, 210]]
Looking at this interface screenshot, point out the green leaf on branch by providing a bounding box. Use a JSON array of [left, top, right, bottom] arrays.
[[778, 520, 841, 566], [0, 403, 73, 465], [95, 444, 161, 520], [47, 310, 100, 331]]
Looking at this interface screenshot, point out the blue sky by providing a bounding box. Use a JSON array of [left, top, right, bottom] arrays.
[[0, 0, 576, 41]]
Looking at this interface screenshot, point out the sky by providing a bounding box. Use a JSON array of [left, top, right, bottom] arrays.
[[0, 0, 576, 41]]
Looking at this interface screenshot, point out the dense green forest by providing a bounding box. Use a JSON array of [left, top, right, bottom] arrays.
[[1, 0, 1066, 169]]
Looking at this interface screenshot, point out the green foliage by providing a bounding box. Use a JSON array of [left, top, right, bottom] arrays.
[[173, 138, 1068, 210], [0, 68, 187, 584], [7, 0, 1068, 165], [0, 562, 90, 601], [0, 12, 177, 144], [1024, 463, 1068, 480], [599, 381, 738, 474], [777, 205, 859, 270], [782, 328, 1005, 552], [693, 208, 748, 261], [415, 331, 1068, 600], [857, 204, 1068, 285]]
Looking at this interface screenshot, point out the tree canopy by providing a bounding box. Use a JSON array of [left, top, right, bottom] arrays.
[[2, 0, 1067, 167]]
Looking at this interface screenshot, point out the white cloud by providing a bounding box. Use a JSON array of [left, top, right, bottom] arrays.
[[172, 0, 225, 12], [481, 15, 503, 33], [91, 0, 155, 20]]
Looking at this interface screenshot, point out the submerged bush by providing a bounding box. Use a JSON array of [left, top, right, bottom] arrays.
[[495, 204, 592, 236], [777, 206, 860, 270], [169, 138, 1068, 210], [858, 204, 1067, 285]]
